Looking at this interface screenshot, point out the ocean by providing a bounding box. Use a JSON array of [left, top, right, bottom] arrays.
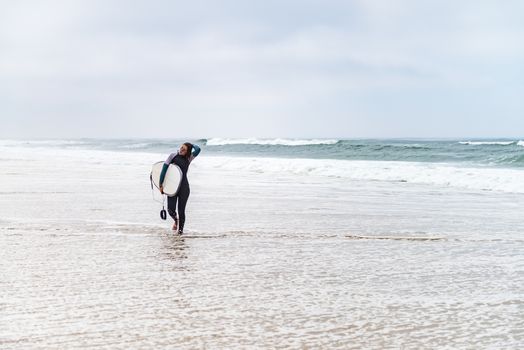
[[1, 138, 523, 348]]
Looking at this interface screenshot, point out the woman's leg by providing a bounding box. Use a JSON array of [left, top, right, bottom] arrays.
[[167, 195, 178, 230], [177, 187, 190, 233]]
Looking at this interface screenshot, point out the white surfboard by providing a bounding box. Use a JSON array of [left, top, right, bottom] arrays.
[[150, 161, 182, 196]]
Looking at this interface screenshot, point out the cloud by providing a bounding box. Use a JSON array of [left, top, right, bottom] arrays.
[[1, 0, 523, 138]]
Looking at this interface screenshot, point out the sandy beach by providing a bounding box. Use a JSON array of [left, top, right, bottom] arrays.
[[0, 142, 523, 349]]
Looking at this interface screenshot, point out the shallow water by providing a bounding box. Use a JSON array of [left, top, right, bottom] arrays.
[[1, 145, 523, 349]]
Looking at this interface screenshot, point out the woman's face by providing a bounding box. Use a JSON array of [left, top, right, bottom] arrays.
[[179, 144, 189, 156]]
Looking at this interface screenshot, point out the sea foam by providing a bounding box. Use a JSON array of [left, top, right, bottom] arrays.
[[205, 138, 340, 146], [458, 141, 515, 146], [201, 156, 524, 194]]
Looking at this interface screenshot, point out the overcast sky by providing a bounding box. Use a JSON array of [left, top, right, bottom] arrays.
[[1, 0, 523, 139]]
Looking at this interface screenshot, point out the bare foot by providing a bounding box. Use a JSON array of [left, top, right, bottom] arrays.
[[172, 218, 178, 231]]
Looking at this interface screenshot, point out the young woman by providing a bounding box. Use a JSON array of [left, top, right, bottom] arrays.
[[159, 142, 201, 234]]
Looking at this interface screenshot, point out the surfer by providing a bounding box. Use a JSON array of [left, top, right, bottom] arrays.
[[159, 142, 201, 234]]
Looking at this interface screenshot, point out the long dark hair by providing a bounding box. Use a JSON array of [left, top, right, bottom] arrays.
[[183, 142, 193, 160]]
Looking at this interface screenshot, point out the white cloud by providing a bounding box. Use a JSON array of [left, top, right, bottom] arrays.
[[1, 0, 523, 138]]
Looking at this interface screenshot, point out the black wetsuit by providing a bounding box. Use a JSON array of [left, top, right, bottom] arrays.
[[159, 145, 200, 232]]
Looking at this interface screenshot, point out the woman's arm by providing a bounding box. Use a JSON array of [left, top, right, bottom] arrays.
[[190, 144, 201, 163], [159, 152, 177, 187]]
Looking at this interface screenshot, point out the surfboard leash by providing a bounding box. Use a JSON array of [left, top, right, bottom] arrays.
[[150, 173, 167, 220]]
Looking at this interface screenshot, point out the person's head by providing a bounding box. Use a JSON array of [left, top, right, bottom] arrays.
[[179, 142, 193, 159]]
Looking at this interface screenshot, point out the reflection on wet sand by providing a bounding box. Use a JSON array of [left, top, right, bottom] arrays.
[[160, 233, 189, 263]]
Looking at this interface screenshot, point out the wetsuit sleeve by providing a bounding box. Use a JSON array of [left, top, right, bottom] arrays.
[[159, 152, 177, 186], [189, 144, 201, 163]]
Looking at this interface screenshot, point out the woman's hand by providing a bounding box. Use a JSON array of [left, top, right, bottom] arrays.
[[159, 185, 164, 194]]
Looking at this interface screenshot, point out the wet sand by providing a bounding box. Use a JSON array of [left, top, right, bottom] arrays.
[[1, 145, 523, 349]]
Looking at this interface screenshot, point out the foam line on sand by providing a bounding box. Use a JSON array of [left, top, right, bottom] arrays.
[[346, 234, 445, 241]]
